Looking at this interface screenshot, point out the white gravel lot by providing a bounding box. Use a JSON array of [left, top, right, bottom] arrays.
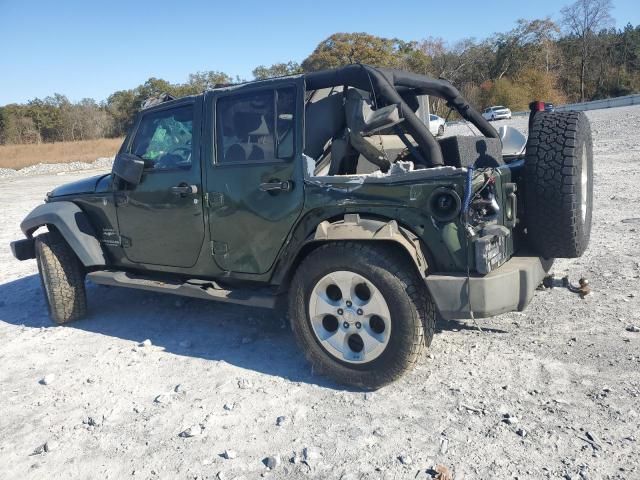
[[0, 157, 114, 179], [0, 106, 639, 480]]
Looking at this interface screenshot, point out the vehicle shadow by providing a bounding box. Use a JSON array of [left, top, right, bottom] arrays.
[[0, 274, 351, 390], [435, 315, 508, 334], [0, 274, 506, 387]]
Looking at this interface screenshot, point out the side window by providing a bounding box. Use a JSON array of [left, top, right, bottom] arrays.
[[429, 114, 438, 121], [129, 105, 194, 171], [216, 87, 296, 163]]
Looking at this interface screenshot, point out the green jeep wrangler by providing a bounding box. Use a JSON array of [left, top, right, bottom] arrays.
[[11, 65, 593, 389]]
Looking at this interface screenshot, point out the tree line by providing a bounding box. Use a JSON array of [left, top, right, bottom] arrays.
[[1, 0, 637, 145]]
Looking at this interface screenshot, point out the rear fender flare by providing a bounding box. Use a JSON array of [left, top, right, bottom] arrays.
[[20, 201, 106, 267], [306, 213, 429, 279]]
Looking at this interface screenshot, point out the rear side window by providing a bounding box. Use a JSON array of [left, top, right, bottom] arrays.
[[130, 105, 193, 171], [216, 87, 296, 163], [276, 88, 296, 159]]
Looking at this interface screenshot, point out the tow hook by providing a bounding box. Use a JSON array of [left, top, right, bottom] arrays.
[[541, 275, 591, 299]]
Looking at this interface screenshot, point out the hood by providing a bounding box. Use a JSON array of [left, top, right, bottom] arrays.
[[49, 174, 110, 198]]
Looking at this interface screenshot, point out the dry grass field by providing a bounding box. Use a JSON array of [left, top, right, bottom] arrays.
[[0, 138, 123, 170]]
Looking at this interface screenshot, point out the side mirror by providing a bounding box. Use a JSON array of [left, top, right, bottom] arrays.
[[112, 153, 144, 185]]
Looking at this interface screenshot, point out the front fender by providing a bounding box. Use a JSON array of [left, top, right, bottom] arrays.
[[20, 201, 106, 267]]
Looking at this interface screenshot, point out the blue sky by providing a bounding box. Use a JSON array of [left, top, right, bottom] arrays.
[[1, 0, 638, 105]]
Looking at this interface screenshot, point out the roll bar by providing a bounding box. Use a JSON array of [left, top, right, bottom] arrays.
[[305, 65, 499, 167]]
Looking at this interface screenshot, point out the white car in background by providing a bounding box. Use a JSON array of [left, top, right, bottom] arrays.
[[428, 114, 446, 136], [482, 106, 512, 121]]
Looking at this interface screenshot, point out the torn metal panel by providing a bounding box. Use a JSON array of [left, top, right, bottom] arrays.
[[307, 163, 464, 187]]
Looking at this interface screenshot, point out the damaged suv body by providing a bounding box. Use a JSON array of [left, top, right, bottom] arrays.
[[11, 65, 593, 389]]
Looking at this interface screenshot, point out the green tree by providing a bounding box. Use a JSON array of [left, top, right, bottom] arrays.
[[301, 33, 405, 71], [252, 61, 302, 79], [106, 89, 138, 137], [480, 78, 530, 110], [561, 0, 614, 101], [185, 71, 233, 93], [0, 104, 39, 144], [492, 18, 559, 79]]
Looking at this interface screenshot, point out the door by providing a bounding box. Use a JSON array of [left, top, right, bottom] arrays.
[[115, 100, 205, 268], [205, 79, 305, 274]]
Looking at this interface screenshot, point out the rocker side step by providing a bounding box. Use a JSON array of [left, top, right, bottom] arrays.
[[87, 270, 277, 309]]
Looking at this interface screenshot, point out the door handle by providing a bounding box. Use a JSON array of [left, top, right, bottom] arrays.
[[170, 184, 198, 196], [259, 180, 293, 192]]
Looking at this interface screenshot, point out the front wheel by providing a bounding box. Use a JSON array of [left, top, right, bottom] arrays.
[[437, 125, 445, 136], [35, 231, 87, 324], [288, 242, 435, 389]]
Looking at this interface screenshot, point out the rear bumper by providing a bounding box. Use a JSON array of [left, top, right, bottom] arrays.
[[425, 256, 553, 320], [10, 238, 35, 261]]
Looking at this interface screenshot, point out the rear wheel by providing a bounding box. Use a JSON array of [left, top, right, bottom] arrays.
[[524, 111, 593, 258], [437, 125, 445, 136], [289, 242, 435, 389], [35, 231, 87, 324]]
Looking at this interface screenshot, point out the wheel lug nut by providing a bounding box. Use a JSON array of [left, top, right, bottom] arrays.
[[355, 322, 362, 329], [343, 322, 349, 329], [337, 308, 344, 315], [357, 308, 363, 315], [346, 300, 352, 307]]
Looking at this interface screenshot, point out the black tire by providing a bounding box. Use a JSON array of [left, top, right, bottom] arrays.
[[437, 125, 445, 136], [524, 111, 593, 258], [288, 242, 435, 389], [35, 231, 87, 324]]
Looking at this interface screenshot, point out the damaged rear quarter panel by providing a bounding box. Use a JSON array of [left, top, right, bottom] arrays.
[[293, 171, 472, 273]]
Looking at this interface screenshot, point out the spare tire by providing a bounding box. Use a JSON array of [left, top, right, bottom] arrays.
[[524, 111, 593, 258]]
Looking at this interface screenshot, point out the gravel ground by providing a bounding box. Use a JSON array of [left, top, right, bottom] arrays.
[[0, 106, 639, 480], [0, 157, 114, 179]]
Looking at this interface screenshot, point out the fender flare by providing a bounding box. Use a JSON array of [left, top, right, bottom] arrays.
[[305, 213, 429, 279], [20, 201, 106, 267]]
